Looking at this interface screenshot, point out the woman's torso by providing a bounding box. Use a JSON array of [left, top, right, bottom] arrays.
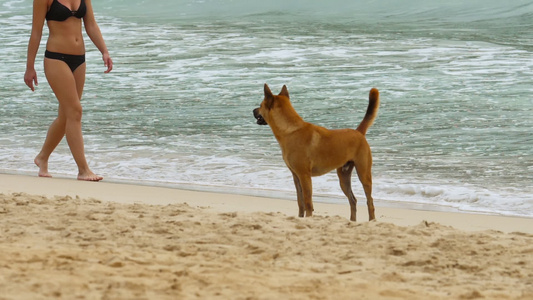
[[45, 0, 86, 55]]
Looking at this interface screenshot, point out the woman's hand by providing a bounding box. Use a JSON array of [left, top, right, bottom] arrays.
[[103, 52, 113, 73], [24, 68, 38, 91]]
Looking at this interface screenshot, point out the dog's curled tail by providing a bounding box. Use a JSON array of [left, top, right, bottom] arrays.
[[356, 88, 380, 135]]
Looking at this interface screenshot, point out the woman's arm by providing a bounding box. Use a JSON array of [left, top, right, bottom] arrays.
[[24, 0, 48, 91], [83, 0, 113, 73]]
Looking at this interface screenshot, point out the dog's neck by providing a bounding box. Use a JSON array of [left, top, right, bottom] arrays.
[[269, 101, 305, 137]]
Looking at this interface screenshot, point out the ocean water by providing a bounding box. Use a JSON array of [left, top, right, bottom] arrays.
[[1, 0, 532, 217]]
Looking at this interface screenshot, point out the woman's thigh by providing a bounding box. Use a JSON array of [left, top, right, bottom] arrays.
[[44, 58, 82, 116], [72, 63, 86, 100]]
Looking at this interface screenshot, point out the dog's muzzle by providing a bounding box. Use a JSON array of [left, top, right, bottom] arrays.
[[253, 108, 267, 125]]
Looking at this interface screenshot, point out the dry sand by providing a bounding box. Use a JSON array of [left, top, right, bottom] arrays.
[[0, 174, 532, 299]]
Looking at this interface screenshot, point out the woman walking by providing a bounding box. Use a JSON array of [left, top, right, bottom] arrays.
[[24, 0, 113, 181]]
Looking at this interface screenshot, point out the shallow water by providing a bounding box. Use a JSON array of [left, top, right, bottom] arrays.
[[1, 0, 532, 216]]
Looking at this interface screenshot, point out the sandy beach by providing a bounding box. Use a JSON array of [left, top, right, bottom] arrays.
[[0, 174, 532, 299]]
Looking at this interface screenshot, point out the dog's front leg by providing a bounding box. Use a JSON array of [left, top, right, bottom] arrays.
[[297, 173, 313, 217], [291, 171, 305, 217]]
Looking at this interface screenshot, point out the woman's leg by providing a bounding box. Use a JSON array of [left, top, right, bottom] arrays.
[[71, 62, 102, 181], [34, 108, 66, 177], [42, 58, 102, 181]]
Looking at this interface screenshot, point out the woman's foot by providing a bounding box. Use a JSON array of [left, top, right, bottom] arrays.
[[77, 171, 103, 182], [34, 156, 52, 178]]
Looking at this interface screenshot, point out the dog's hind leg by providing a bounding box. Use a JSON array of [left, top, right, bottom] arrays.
[[291, 171, 305, 218], [354, 161, 375, 221], [337, 162, 357, 221]]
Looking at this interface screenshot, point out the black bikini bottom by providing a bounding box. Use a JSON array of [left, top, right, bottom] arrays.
[[45, 50, 86, 72]]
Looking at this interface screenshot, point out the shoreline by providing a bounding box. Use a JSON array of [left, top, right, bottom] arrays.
[[2, 169, 528, 217], [1, 173, 531, 233]]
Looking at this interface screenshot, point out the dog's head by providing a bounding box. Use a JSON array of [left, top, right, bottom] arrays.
[[253, 83, 290, 126]]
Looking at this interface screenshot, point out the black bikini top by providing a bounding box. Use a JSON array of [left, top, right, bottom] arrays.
[[46, 0, 86, 22]]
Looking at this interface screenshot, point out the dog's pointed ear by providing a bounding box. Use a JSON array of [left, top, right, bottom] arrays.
[[279, 85, 289, 98], [264, 83, 275, 109], [264, 84, 273, 98]]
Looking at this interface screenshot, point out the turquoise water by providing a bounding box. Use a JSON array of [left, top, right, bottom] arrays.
[[1, 0, 532, 216]]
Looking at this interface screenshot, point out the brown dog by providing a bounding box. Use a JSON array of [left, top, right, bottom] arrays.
[[253, 84, 380, 221]]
